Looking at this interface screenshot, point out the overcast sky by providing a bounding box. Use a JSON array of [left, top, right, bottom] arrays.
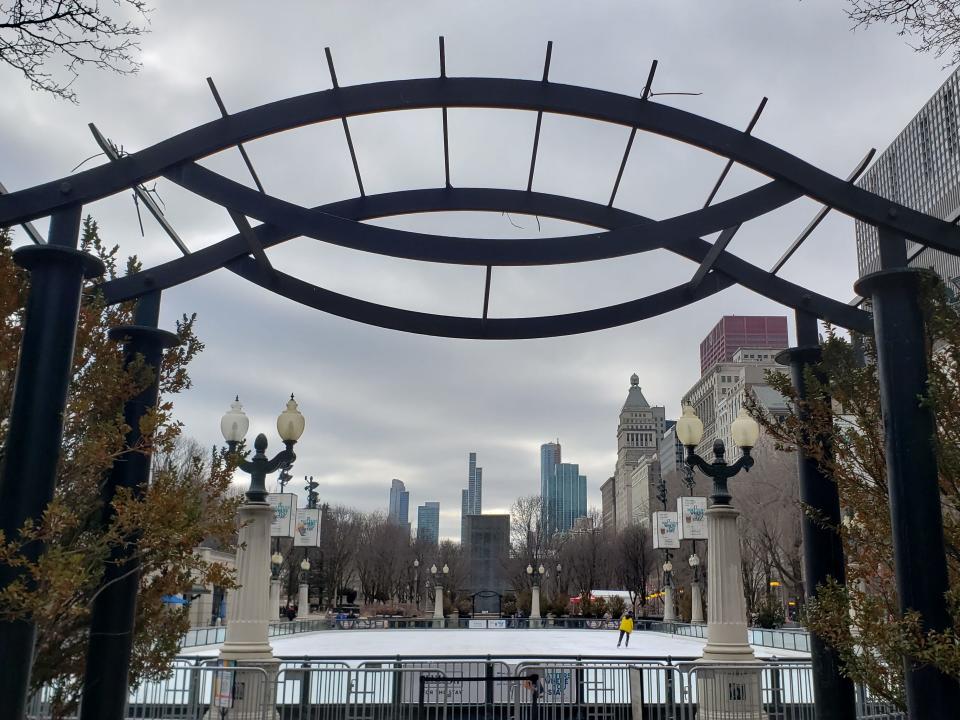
[[1, 1, 951, 540]]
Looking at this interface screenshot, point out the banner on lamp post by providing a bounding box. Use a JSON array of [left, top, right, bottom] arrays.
[[267, 493, 296, 537], [677, 497, 708, 540], [294, 508, 321, 547], [652, 511, 680, 549]]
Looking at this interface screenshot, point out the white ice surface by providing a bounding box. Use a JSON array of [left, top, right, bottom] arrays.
[[181, 628, 808, 662]]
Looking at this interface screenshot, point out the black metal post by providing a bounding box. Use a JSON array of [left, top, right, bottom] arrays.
[[0, 205, 104, 720], [776, 310, 855, 720], [79, 290, 179, 720], [854, 227, 960, 717]]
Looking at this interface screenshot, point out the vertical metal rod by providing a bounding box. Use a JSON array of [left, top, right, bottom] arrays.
[[853, 226, 960, 717], [79, 291, 180, 720], [526, 42, 553, 193], [776, 311, 855, 720], [0, 205, 104, 720], [325, 47, 365, 197], [608, 128, 636, 207], [440, 37, 451, 188], [702, 97, 767, 209], [607, 60, 658, 207], [206, 77, 266, 194], [482, 266, 493, 320]]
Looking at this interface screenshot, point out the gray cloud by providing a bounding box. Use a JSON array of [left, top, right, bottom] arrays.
[[0, 0, 947, 539]]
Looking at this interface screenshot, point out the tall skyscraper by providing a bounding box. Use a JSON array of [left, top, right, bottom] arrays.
[[540, 441, 561, 498], [417, 501, 440, 545], [698, 316, 788, 375], [855, 67, 960, 293], [460, 452, 483, 541], [388, 479, 409, 533], [541, 441, 587, 535], [613, 374, 665, 532]]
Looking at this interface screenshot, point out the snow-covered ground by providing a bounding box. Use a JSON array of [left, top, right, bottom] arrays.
[[181, 628, 809, 662]]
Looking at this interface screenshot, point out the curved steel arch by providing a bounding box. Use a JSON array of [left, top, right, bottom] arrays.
[[1, 76, 959, 257], [164, 161, 803, 266], [99, 187, 873, 337]]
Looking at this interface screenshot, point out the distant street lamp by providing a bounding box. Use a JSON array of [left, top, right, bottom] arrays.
[[526, 564, 546, 622], [662, 560, 675, 622], [217, 395, 305, 662], [298, 558, 310, 616], [413, 559, 421, 611], [270, 550, 284, 619], [689, 553, 704, 623], [430, 563, 448, 623], [677, 404, 759, 662]]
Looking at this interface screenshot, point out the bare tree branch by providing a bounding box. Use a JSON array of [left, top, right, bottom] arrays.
[[0, 1, 151, 102]]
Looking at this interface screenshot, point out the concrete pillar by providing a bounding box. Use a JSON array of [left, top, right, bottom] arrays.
[[663, 585, 676, 622], [433, 584, 444, 620], [691, 582, 704, 624], [298, 583, 309, 617], [702, 505, 754, 661], [697, 504, 761, 720], [217, 501, 278, 720], [530, 585, 541, 620], [269, 578, 280, 621]]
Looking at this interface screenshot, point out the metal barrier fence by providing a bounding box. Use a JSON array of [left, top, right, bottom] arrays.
[[26, 657, 907, 720], [181, 618, 334, 648]]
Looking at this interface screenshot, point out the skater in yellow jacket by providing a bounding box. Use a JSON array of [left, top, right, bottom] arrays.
[[617, 612, 634, 648]]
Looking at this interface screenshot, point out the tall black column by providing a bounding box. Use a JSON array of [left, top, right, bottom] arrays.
[[0, 206, 104, 720], [853, 227, 960, 717], [777, 310, 855, 720], [80, 290, 179, 720]]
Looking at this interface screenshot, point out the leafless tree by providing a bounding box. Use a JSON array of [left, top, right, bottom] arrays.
[[845, 1, 960, 65], [558, 508, 611, 599], [1, 1, 151, 102], [319, 504, 362, 608], [616, 524, 655, 613]]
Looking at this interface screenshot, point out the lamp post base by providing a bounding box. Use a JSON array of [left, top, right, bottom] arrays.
[[691, 581, 704, 624], [693, 664, 764, 720], [663, 585, 676, 622]]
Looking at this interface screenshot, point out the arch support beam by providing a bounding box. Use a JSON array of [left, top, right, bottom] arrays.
[[1, 77, 959, 258]]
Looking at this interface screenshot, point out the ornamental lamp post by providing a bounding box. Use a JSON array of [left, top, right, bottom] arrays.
[[430, 563, 448, 623], [299, 558, 311, 616], [413, 559, 421, 612], [678, 404, 762, 719], [217, 395, 304, 670], [526, 564, 545, 622], [689, 553, 704, 623], [662, 560, 676, 622], [270, 551, 283, 619], [677, 404, 759, 661]]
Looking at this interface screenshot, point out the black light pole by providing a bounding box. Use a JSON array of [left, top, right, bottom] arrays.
[[80, 291, 179, 720], [682, 464, 700, 584], [776, 310, 855, 720], [654, 472, 674, 619], [855, 229, 960, 716], [0, 205, 104, 720]]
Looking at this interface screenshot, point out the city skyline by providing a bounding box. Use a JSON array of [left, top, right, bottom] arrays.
[[2, 2, 951, 542]]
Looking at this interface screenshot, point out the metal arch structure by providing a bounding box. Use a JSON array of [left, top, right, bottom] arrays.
[[0, 46, 958, 720]]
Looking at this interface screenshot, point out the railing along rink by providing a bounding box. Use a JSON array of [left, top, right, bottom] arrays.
[[26, 658, 908, 719]]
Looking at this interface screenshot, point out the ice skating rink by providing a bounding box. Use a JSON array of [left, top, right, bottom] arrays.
[[182, 628, 809, 661]]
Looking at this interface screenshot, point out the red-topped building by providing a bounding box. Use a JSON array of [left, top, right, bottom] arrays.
[[698, 315, 788, 375]]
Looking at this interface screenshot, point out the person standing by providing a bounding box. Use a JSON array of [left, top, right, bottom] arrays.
[[617, 611, 633, 648]]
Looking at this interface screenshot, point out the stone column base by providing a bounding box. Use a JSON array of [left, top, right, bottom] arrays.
[[202, 659, 279, 720], [694, 664, 763, 720]]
